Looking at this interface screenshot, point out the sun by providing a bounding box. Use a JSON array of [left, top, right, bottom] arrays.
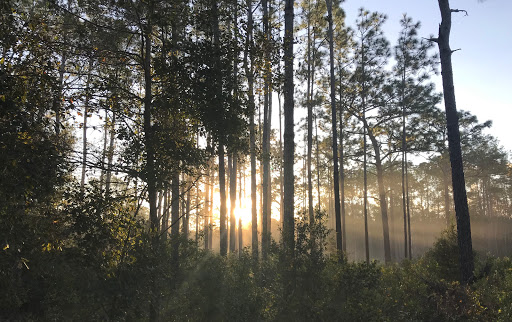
[[233, 196, 254, 229]]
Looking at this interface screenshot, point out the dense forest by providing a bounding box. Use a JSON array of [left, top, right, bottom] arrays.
[[1, 0, 511, 320]]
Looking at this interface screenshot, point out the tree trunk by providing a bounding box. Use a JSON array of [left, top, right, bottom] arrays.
[[162, 188, 170, 239], [80, 58, 93, 193], [204, 157, 211, 249], [99, 109, 108, 191], [436, 0, 474, 284], [306, 5, 314, 224], [143, 27, 158, 234], [338, 66, 346, 254], [184, 177, 191, 237], [171, 172, 180, 237], [250, 111, 258, 259], [219, 145, 228, 256], [209, 169, 214, 249], [326, 0, 342, 253], [229, 154, 237, 253], [283, 0, 295, 257], [105, 110, 116, 195], [406, 152, 412, 258], [53, 52, 66, 136], [261, 0, 271, 260], [196, 184, 199, 243], [367, 130, 391, 264]]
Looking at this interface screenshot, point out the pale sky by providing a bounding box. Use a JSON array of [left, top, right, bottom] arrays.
[[343, 0, 512, 154]]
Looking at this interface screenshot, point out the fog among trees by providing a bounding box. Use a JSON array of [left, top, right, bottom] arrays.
[[1, 0, 511, 320]]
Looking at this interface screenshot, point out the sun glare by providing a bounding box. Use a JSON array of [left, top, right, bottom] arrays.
[[234, 196, 253, 229]]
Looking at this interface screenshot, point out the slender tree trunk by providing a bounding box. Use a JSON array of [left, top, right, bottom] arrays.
[[360, 41, 370, 263], [157, 190, 164, 228], [80, 58, 93, 193], [209, 169, 214, 249], [230, 154, 237, 253], [401, 78, 409, 260], [143, 15, 160, 322], [105, 110, 116, 195], [266, 0, 273, 246], [250, 112, 258, 259], [326, 0, 341, 253], [171, 172, 180, 237], [261, 0, 271, 260], [196, 183, 199, 243], [435, 0, 474, 284], [306, 4, 314, 223], [143, 28, 158, 233], [204, 162, 211, 249], [99, 109, 108, 191], [184, 177, 191, 237], [283, 0, 295, 257], [162, 187, 170, 239], [53, 52, 66, 136], [338, 67, 346, 254], [219, 145, 228, 256], [279, 92, 284, 225], [405, 151, 412, 258]]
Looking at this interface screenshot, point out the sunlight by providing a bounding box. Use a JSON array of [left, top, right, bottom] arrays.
[[234, 196, 253, 229]]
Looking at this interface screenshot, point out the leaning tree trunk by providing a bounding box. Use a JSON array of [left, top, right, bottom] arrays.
[[435, 0, 474, 284]]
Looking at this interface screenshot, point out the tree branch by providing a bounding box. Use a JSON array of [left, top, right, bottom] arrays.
[[451, 9, 468, 16]]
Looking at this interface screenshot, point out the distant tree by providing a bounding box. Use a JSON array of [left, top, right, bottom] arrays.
[[350, 9, 391, 263], [394, 15, 438, 258]]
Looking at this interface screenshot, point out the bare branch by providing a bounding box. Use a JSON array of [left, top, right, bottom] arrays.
[[424, 37, 439, 43], [451, 9, 468, 16]]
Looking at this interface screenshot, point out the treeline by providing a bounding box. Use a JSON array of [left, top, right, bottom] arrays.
[[1, 0, 511, 320]]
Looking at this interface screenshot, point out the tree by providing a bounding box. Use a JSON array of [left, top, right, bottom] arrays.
[[349, 9, 391, 263], [431, 0, 474, 284], [394, 15, 438, 259]]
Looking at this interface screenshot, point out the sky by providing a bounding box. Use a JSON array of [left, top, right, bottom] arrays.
[[343, 0, 512, 154]]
